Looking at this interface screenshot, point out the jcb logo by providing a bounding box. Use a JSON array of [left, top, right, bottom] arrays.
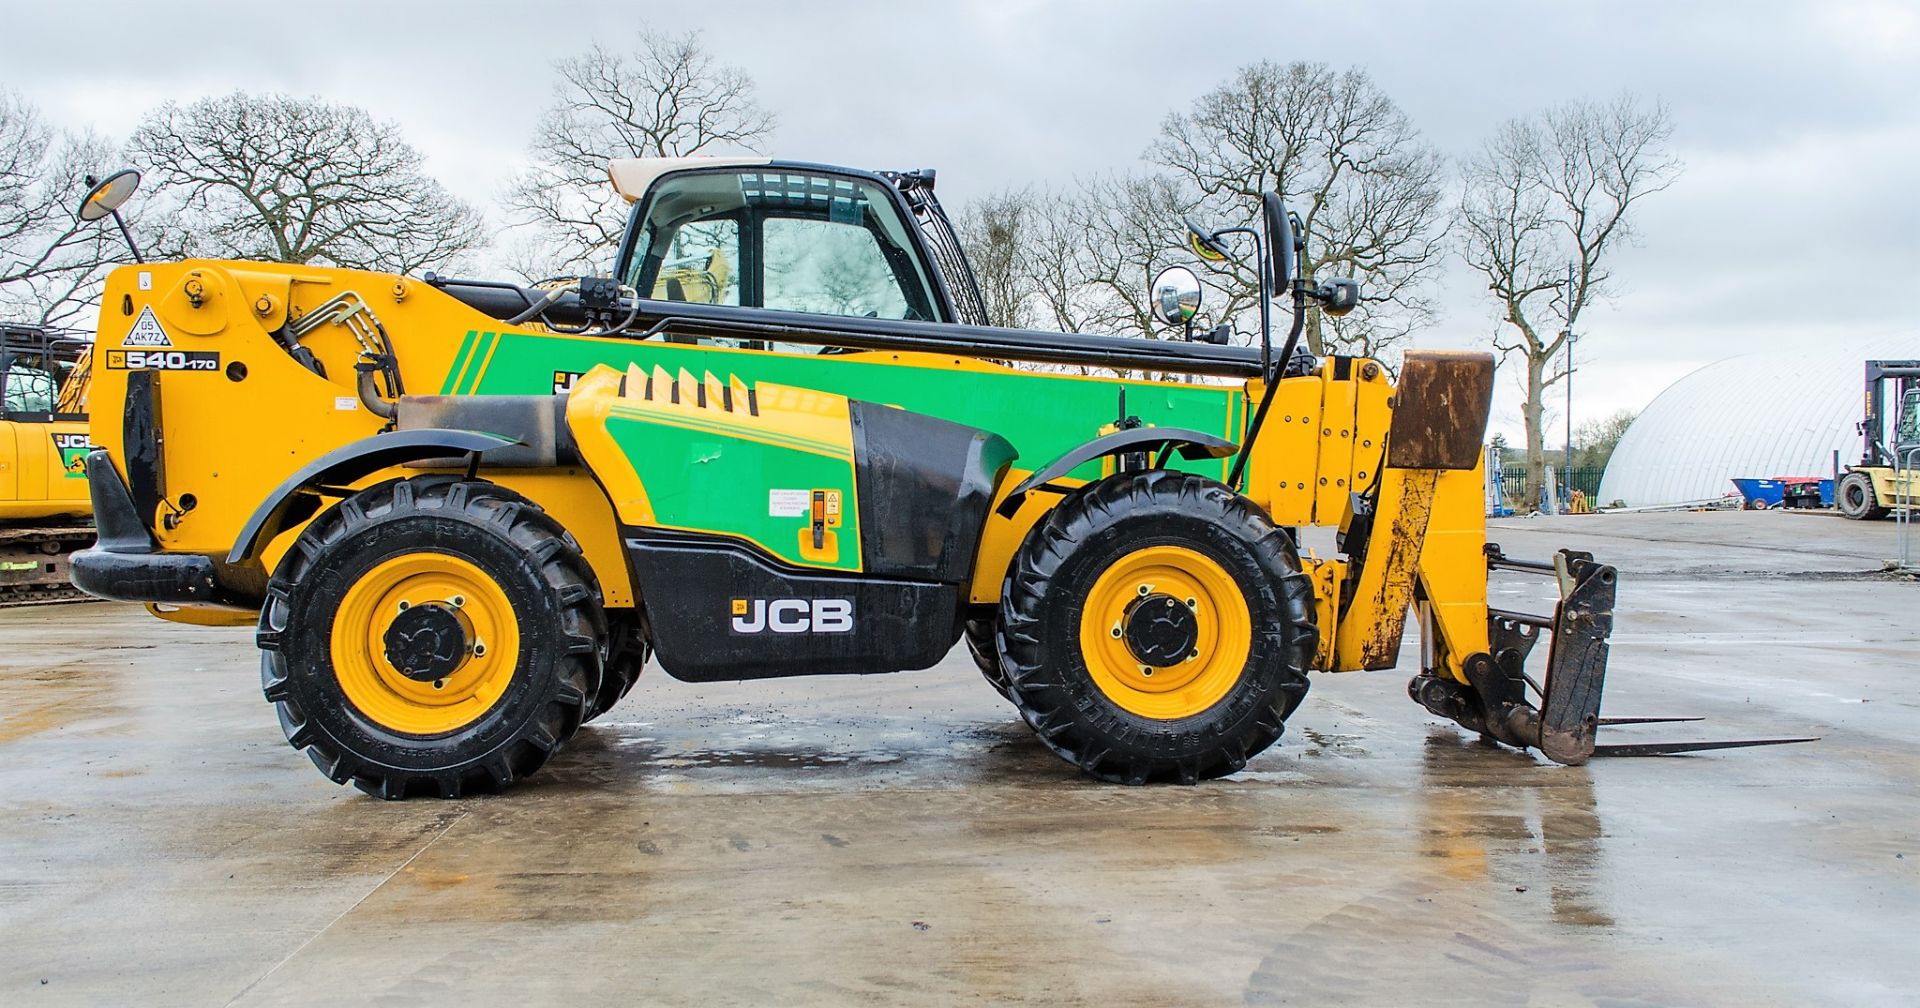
[[52, 433, 91, 478], [730, 597, 854, 634]]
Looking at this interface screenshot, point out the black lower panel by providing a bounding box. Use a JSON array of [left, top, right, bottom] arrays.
[[627, 533, 961, 682]]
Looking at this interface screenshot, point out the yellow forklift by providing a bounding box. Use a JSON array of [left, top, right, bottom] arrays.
[[1835, 359, 1920, 519]]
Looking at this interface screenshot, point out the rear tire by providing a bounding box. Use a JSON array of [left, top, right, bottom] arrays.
[[1837, 471, 1889, 520], [998, 469, 1316, 785], [259, 477, 605, 799]]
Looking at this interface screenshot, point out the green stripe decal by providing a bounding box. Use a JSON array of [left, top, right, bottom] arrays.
[[605, 404, 850, 459], [440, 330, 481, 395]]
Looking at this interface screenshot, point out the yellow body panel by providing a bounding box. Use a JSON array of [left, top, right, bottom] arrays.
[[1242, 376, 1326, 525], [1415, 462, 1495, 685], [0, 418, 92, 521], [967, 469, 1082, 605], [91, 263, 643, 612], [1865, 466, 1919, 506]]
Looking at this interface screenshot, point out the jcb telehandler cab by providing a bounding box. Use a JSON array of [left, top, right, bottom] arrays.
[[71, 158, 1808, 798]]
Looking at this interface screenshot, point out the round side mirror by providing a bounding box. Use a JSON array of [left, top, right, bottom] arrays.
[[78, 169, 141, 222], [1148, 266, 1203, 328]]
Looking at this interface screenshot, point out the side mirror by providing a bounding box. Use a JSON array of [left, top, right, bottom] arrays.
[[78, 169, 141, 222], [1260, 192, 1296, 287], [1317, 278, 1360, 317], [1184, 218, 1230, 262], [1148, 266, 1203, 329]]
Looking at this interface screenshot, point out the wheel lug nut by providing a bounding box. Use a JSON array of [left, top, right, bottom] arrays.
[[1185, 597, 1197, 609], [397, 601, 409, 612], [1137, 584, 1151, 596], [1140, 665, 1153, 676], [473, 642, 487, 657], [1110, 625, 1122, 638], [451, 595, 465, 608], [432, 679, 445, 690]]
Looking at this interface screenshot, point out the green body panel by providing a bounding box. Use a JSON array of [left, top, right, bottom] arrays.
[[600, 407, 864, 571], [445, 330, 1246, 484]]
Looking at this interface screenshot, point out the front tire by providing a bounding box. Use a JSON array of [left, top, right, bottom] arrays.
[[998, 470, 1317, 785], [1836, 471, 1888, 520], [259, 477, 605, 799], [963, 613, 1013, 702]]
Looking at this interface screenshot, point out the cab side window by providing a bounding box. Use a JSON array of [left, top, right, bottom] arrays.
[[635, 218, 739, 306], [3, 365, 54, 413], [763, 217, 909, 319]]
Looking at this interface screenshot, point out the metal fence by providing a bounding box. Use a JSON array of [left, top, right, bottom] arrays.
[[1498, 466, 1606, 511]]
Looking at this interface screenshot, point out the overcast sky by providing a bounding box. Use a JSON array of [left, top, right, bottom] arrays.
[[7, 0, 1915, 441]]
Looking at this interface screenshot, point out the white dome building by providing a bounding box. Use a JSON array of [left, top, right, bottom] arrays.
[[1598, 337, 1914, 508]]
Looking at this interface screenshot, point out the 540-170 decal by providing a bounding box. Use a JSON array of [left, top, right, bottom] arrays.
[[105, 349, 220, 371]]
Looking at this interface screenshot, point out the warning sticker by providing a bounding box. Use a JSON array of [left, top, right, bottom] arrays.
[[769, 489, 810, 517], [123, 305, 172, 347]]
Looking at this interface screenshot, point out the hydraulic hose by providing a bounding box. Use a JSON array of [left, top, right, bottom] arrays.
[[355, 359, 398, 420]]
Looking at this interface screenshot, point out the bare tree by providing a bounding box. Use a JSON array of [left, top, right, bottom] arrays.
[[129, 92, 482, 273], [0, 92, 122, 326], [1150, 61, 1447, 360], [504, 30, 774, 278], [954, 189, 1036, 329], [1459, 94, 1679, 508], [957, 176, 1237, 380]]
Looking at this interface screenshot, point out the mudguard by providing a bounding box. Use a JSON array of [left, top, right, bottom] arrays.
[[995, 427, 1235, 517], [226, 428, 517, 564]]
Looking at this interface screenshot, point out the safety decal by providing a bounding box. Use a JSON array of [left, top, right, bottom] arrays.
[[123, 305, 172, 347], [768, 489, 810, 517], [553, 370, 584, 394], [105, 349, 220, 371]]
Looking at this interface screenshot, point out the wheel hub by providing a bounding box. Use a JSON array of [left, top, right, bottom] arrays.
[[382, 603, 472, 682], [1123, 593, 1199, 668]]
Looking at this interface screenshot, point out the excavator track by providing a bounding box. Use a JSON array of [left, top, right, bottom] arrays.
[[0, 525, 94, 608]]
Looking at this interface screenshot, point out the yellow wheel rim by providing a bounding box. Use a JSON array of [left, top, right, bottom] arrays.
[[1077, 545, 1252, 720], [330, 553, 521, 736]]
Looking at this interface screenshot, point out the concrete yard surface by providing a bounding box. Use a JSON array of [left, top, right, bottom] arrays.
[[1, 510, 1916, 1006]]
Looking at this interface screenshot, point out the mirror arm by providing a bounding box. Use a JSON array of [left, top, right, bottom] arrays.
[[110, 210, 144, 264], [1209, 226, 1269, 373]]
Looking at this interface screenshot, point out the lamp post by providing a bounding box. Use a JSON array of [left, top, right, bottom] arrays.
[[1564, 263, 1576, 498]]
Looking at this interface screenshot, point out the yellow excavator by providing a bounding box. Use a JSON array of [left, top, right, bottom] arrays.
[[0, 324, 93, 601], [0, 169, 143, 601]]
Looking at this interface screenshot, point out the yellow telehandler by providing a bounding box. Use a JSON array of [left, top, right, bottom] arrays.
[[69, 158, 1810, 797]]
